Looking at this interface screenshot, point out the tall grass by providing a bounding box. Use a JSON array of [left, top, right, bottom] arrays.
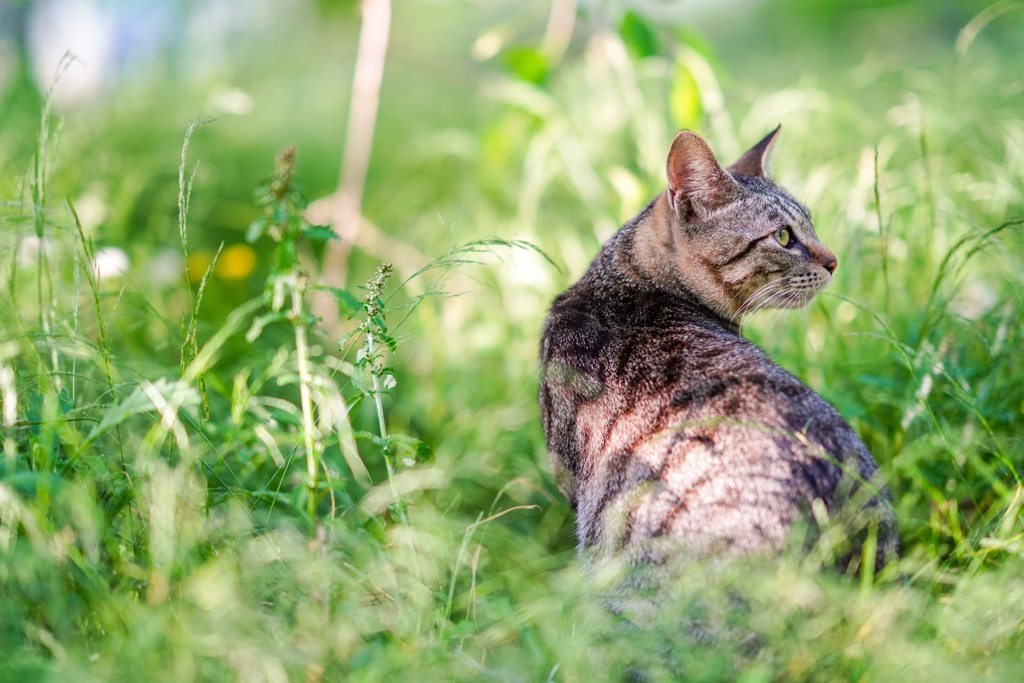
[[2, 5, 1024, 681]]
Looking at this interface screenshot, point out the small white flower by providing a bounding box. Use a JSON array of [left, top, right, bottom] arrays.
[[382, 375, 396, 390], [91, 247, 129, 280], [74, 184, 110, 233], [18, 235, 47, 265], [472, 32, 502, 61], [149, 248, 184, 288], [208, 86, 253, 116]]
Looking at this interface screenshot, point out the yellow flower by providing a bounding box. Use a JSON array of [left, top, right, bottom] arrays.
[[215, 244, 257, 281]]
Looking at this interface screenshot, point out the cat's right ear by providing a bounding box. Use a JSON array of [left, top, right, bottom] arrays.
[[666, 131, 740, 219], [727, 125, 781, 178]]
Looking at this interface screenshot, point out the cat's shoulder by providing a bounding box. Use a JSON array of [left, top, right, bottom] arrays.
[[541, 287, 610, 361]]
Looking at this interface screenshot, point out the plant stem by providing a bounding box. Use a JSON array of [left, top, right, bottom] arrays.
[[367, 329, 407, 526], [291, 280, 320, 522], [873, 148, 889, 313]]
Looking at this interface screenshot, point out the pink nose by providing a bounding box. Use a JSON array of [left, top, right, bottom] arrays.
[[823, 257, 837, 274]]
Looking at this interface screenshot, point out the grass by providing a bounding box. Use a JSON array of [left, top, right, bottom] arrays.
[[2, 2, 1024, 681]]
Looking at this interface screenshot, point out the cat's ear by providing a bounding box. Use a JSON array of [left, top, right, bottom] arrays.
[[727, 125, 781, 179], [666, 131, 741, 218]]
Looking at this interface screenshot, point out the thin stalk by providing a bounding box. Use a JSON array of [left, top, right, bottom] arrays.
[[178, 118, 212, 421], [367, 329, 407, 526], [69, 200, 138, 554], [31, 55, 74, 391], [290, 281, 320, 522], [873, 147, 890, 314]]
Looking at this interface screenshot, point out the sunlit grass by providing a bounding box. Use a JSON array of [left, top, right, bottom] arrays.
[[1, 4, 1024, 681]]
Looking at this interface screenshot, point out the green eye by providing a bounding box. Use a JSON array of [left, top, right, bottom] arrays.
[[774, 227, 792, 247]]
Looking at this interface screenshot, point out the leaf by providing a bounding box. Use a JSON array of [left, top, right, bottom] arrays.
[[389, 434, 433, 464], [4, 470, 68, 496], [26, 391, 43, 434], [669, 64, 702, 130], [246, 216, 269, 243], [313, 286, 363, 318], [58, 388, 75, 415], [338, 328, 361, 350], [351, 363, 376, 395], [376, 333, 397, 353], [246, 312, 285, 342], [451, 620, 476, 637], [272, 203, 289, 226], [504, 46, 549, 86], [303, 225, 337, 242], [620, 10, 661, 59]]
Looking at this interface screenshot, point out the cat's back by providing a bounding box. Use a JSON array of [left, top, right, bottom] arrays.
[[542, 277, 878, 558]]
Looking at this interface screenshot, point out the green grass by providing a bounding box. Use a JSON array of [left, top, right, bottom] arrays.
[[2, 2, 1024, 681]]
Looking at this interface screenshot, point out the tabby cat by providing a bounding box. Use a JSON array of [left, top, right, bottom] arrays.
[[539, 127, 898, 576]]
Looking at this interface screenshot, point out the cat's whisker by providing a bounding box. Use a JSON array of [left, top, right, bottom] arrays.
[[761, 293, 791, 334], [744, 279, 796, 317], [765, 288, 804, 334], [770, 291, 802, 334], [739, 277, 792, 317]]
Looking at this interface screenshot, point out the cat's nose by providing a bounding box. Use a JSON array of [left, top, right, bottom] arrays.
[[815, 247, 838, 274]]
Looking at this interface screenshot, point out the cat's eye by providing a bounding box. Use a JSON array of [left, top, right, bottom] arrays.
[[774, 227, 792, 247]]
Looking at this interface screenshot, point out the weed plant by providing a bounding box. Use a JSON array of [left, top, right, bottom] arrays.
[[1, 5, 1024, 682]]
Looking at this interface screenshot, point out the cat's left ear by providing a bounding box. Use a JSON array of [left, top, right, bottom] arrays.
[[727, 125, 782, 179]]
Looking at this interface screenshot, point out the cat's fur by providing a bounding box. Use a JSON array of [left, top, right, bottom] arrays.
[[539, 128, 898, 575]]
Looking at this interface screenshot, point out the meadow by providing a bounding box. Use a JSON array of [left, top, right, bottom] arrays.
[[1, 1, 1023, 680]]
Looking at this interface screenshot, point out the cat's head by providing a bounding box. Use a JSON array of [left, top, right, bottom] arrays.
[[657, 127, 837, 321]]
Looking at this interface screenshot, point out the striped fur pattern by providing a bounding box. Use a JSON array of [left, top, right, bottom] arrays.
[[539, 128, 898, 574]]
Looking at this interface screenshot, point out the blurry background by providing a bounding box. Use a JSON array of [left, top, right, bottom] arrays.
[[4, 0, 1021, 385], [5, 0, 1021, 297]]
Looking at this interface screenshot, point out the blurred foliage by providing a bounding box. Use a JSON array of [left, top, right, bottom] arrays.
[[1, 0, 1024, 680]]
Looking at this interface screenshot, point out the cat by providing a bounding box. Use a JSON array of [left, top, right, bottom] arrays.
[[539, 127, 898, 579]]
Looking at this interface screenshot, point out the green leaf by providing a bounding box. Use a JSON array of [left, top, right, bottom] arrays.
[[620, 10, 661, 59], [303, 225, 337, 242], [376, 333, 397, 353], [504, 46, 549, 86], [669, 64, 702, 130], [272, 203, 289, 226], [386, 501, 410, 521], [389, 434, 433, 464], [58, 388, 75, 415], [338, 328, 361, 350], [313, 286, 363, 318], [26, 391, 43, 434], [252, 182, 272, 202], [352, 363, 376, 395], [246, 312, 285, 342], [246, 216, 269, 243], [451, 620, 476, 637]]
